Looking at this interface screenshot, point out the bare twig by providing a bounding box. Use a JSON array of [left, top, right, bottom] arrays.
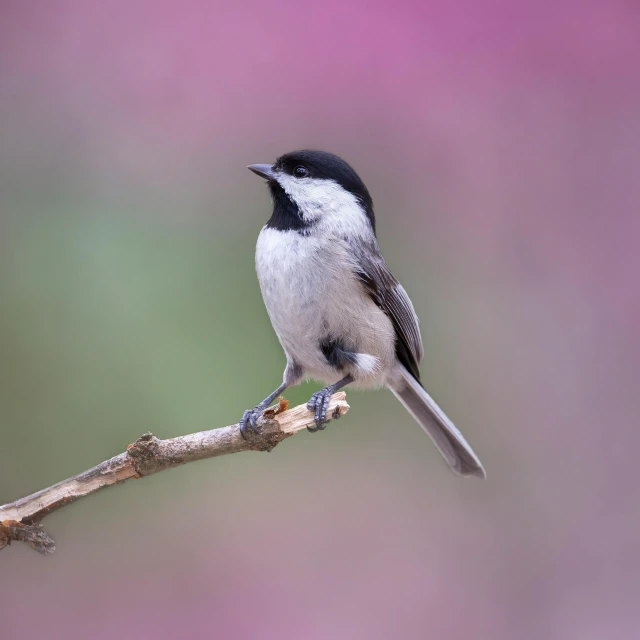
[[0, 393, 349, 555]]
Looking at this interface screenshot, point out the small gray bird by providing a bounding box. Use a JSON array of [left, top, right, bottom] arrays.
[[241, 150, 485, 478]]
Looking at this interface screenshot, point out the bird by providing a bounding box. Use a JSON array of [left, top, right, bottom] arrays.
[[240, 150, 485, 478]]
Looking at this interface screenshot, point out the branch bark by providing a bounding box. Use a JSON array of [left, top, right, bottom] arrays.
[[0, 393, 349, 555]]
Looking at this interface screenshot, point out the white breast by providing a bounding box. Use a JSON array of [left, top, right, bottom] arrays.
[[255, 227, 396, 387]]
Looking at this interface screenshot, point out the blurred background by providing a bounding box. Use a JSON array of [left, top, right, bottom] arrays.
[[1, 1, 639, 638]]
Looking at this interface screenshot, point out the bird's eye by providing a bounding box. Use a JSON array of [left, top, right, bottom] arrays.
[[293, 166, 308, 178]]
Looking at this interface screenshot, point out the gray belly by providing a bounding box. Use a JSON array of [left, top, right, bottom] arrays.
[[255, 228, 396, 387]]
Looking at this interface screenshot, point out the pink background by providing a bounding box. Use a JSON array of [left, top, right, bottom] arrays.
[[1, 1, 639, 638]]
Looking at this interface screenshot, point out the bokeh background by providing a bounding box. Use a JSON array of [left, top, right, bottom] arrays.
[[1, 1, 639, 638]]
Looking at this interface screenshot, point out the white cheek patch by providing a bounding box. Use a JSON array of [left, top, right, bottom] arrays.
[[276, 174, 370, 237]]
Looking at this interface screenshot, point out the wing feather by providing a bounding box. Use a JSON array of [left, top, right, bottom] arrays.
[[354, 244, 424, 381]]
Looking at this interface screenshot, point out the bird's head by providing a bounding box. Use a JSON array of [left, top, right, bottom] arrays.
[[248, 150, 375, 235]]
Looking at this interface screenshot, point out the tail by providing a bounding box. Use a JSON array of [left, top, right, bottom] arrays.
[[389, 364, 486, 478]]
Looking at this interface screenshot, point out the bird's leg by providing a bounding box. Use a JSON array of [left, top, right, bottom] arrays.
[[306, 375, 353, 432], [239, 382, 288, 439]]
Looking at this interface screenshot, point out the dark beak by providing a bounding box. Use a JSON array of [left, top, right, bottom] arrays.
[[247, 164, 276, 180]]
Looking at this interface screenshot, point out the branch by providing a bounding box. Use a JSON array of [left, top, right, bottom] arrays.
[[0, 393, 349, 555]]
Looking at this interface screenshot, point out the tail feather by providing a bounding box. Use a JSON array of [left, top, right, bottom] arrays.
[[389, 365, 486, 478]]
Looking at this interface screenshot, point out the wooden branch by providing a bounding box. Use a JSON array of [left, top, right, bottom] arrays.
[[0, 393, 349, 556]]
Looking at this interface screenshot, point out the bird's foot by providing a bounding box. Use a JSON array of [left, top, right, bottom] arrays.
[[239, 405, 266, 439], [306, 387, 338, 432]]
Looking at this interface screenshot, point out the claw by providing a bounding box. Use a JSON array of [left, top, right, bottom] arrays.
[[306, 389, 333, 432], [239, 406, 264, 439], [305, 376, 352, 433]]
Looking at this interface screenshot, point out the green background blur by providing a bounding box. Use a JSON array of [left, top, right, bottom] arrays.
[[1, 2, 639, 638]]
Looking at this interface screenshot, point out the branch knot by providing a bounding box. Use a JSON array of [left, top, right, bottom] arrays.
[[246, 416, 288, 452], [126, 432, 163, 476], [0, 520, 56, 555]]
